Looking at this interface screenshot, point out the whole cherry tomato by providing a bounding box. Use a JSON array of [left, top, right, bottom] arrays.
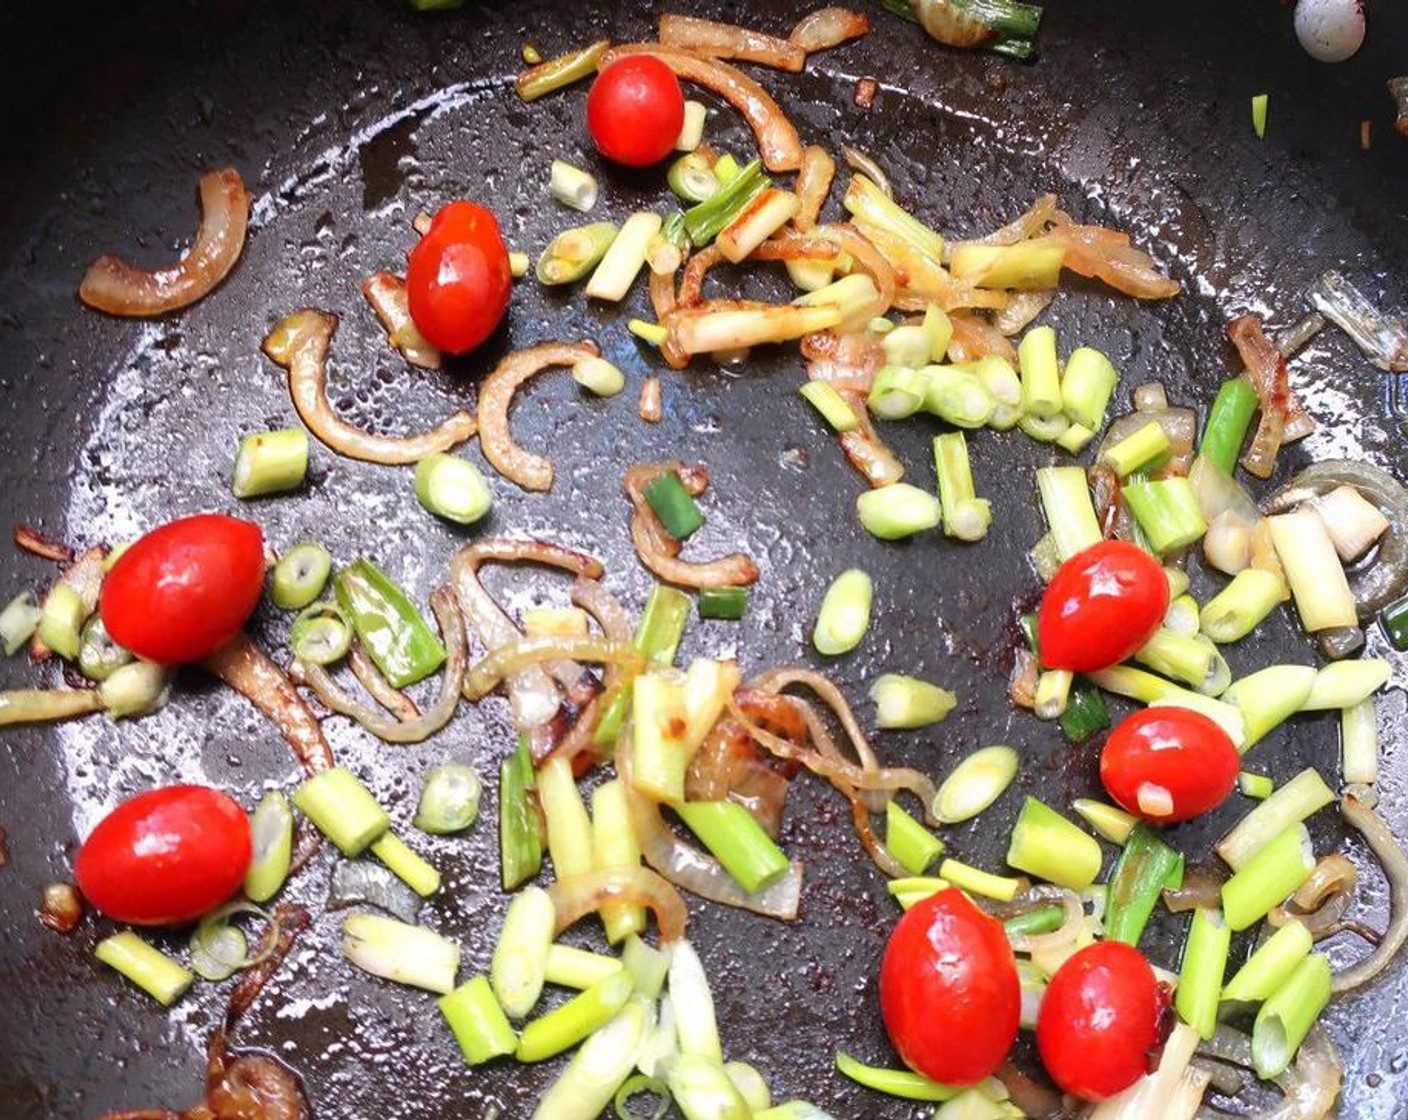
[[1037, 540, 1169, 672], [74, 786, 252, 926], [879, 887, 1020, 1086], [1100, 707, 1239, 823], [1037, 941, 1166, 1100], [100, 513, 265, 664], [586, 56, 685, 167], [406, 201, 512, 355]]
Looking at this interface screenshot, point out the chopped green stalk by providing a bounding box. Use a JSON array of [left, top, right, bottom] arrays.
[[1267, 510, 1357, 632], [842, 173, 945, 272], [632, 671, 692, 804], [517, 970, 636, 1063], [1165, 565, 1191, 599], [1072, 798, 1138, 845], [1005, 906, 1065, 938], [587, 212, 662, 301], [1060, 346, 1118, 430], [531, 1000, 649, 1120], [882, 323, 931, 368], [492, 885, 556, 1018], [949, 238, 1066, 290], [1176, 908, 1230, 1039], [1221, 823, 1315, 931], [414, 453, 492, 524], [623, 935, 671, 1000], [629, 319, 670, 347], [713, 153, 741, 184], [1199, 377, 1259, 474], [870, 673, 956, 730], [539, 754, 595, 881], [573, 356, 626, 397], [923, 304, 955, 360], [591, 780, 646, 944], [1059, 683, 1111, 744], [644, 471, 705, 540], [1029, 532, 1062, 581], [288, 600, 352, 666], [95, 931, 194, 1006], [1034, 669, 1073, 720], [679, 657, 740, 753], [1341, 697, 1378, 785], [788, 256, 838, 291], [271, 542, 332, 610], [1018, 411, 1070, 443], [293, 767, 391, 856], [885, 801, 944, 874], [1017, 326, 1061, 418], [683, 159, 768, 246], [676, 99, 707, 151], [664, 1055, 751, 1120], [794, 274, 881, 327], [1252, 954, 1331, 1078], [718, 188, 801, 263], [77, 616, 132, 682], [835, 1052, 959, 1102], [934, 745, 1019, 824], [244, 790, 294, 903], [1134, 628, 1225, 693], [924, 366, 996, 428], [887, 876, 950, 910], [1123, 478, 1208, 553], [510, 251, 530, 278], [1251, 94, 1269, 140], [595, 585, 691, 748], [334, 558, 445, 688], [726, 1062, 771, 1113], [370, 831, 441, 898], [414, 764, 482, 835], [0, 592, 42, 656], [545, 945, 625, 990], [939, 858, 1021, 902], [1217, 768, 1333, 871], [934, 432, 992, 542], [1302, 659, 1390, 710], [440, 975, 518, 1065], [515, 39, 609, 101], [341, 912, 460, 993], [1036, 466, 1102, 561], [1379, 592, 1408, 650], [1221, 920, 1313, 1003], [677, 800, 791, 892], [856, 483, 942, 540], [549, 159, 598, 212], [538, 222, 618, 285], [798, 381, 860, 432], [1084, 664, 1179, 704], [98, 660, 170, 719], [1006, 797, 1102, 890], [697, 586, 749, 621], [868, 365, 929, 420], [232, 427, 308, 499], [1103, 421, 1170, 477], [669, 940, 722, 1062], [1222, 665, 1317, 750], [189, 916, 250, 982], [501, 735, 544, 890], [1105, 823, 1185, 946], [38, 583, 86, 661], [813, 568, 873, 655], [1055, 422, 1095, 454], [1200, 568, 1283, 643], [1238, 771, 1275, 800]]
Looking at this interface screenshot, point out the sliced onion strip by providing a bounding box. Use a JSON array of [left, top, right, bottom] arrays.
[[362, 272, 441, 371], [658, 14, 806, 71], [547, 867, 689, 943], [789, 7, 871, 52], [625, 462, 760, 589]]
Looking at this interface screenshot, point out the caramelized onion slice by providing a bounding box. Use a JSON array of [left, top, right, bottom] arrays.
[[794, 146, 837, 232], [362, 272, 441, 370], [1331, 790, 1408, 993], [548, 867, 689, 944], [261, 310, 476, 465], [1046, 211, 1181, 300], [790, 7, 871, 52], [79, 168, 250, 317], [659, 13, 807, 71], [624, 462, 760, 589]]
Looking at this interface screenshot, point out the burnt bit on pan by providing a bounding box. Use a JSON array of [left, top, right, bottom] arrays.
[[0, 824, 8, 867], [1391, 77, 1408, 138], [855, 76, 879, 108]]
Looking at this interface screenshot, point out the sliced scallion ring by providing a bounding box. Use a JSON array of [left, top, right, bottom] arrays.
[[272, 542, 333, 610], [77, 615, 134, 682], [413, 763, 483, 835], [667, 152, 721, 205], [933, 745, 1019, 824], [244, 790, 294, 904], [289, 600, 352, 665], [614, 1074, 672, 1120], [187, 901, 277, 982]]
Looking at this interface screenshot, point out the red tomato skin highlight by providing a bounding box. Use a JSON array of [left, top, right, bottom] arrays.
[[406, 201, 512, 355], [100, 513, 265, 665], [74, 786, 253, 926], [879, 887, 1021, 1086], [1037, 541, 1170, 673], [1037, 941, 1164, 1101], [586, 56, 686, 167], [1100, 708, 1240, 823]]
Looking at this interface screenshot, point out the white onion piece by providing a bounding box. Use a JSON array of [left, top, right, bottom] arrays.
[[1204, 511, 1254, 575], [1136, 782, 1174, 819]]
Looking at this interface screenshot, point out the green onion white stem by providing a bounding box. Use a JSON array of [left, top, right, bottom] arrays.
[[1060, 346, 1118, 430], [798, 381, 859, 432], [623, 935, 671, 1000], [1055, 422, 1095, 454], [1199, 568, 1284, 643], [671, 303, 842, 355], [414, 763, 482, 835], [294, 767, 390, 856], [934, 746, 1019, 824], [1301, 658, 1390, 710], [592, 780, 647, 944], [549, 159, 598, 212], [95, 932, 194, 1006], [538, 222, 617, 285], [538, 754, 595, 880], [870, 673, 956, 729], [636, 993, 677, 1079], [1175, 907, 1230, 1039], [813, 568, 873, 655], [1267, 509, 1357, 631], [189, 916, 250, 982], [676, 799, 791, 892], [1221, 824, 1316, 931], [1217, 768, 1334, 871], [1006, 797, 1102, 890], [439, 975, 518, 1065], [856, 483, 942, 540], [509, 251, 529, 278], [632, 670, 692, 804], [842, 173, 945, 272], [1341, 697, 1378, 784], [1238, 771, 1274, 800], [544, 944, 625, 991], [529, 1000, 649, 1120], [717, 189, 800, 263], [867, 365, 929, 420], [232, 428, 308, 499], [1071, 798, 1137, 844], [586, 212, 661, 301], [492, 886, 557, 1018], [934, 432, 992, 541], [1313, 484, 1389, 561], [1221, 919, 1314, 1004], [77, 617, 132, 682], [517, 969, 635, 1062], [725, 1062, 772, 1113], [668, 940, 722, 1062], [1034, 669, 1073, 719], [675, 100, 707, 150], [1163, 595, 1200, 638], [1222, 665, 1317, 749], [92, 661, 168, 720], [572, 356, 626, 397], [271, 542, 332, 610], [1252, 953, 1331, 1078], [668, 153, 720, 204], [1103, 420, 1170, 477], [925, 366, 996, 428], [663, 1054, 752, 1120], [1036, 466, 1101, 561], [886, 800, 944, 874], [38, 583, 86, 661], [414, 453, 492, 524], [244, 790, 294, 903], [1017, 326, 1061, 418], [341, 912, 460, 993], [1122, 477, 1207, 553], [1133, 628, 1226, 694], [950, 238, 1066, 290], [939, 858, 1021, 902], [0, 592, 41, 656], [369, 831, 440, 897]]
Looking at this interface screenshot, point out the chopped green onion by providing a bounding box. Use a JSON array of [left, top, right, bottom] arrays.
[[1301, 658, 1390, 710], [834, 1052, 959, 1102], [1217, 768, 1333, 871], [549, 159, 598, 212], [1379, 591, 1408, 650], [683, 159, 768, 246], [713, 152, 741, 184], [725, 1062, 771, 1113], [676, 800, 791, 892], [491, 885, 556, 1018], [1005, 906, 1065, 938], [572, 356, 626, 397], [38, 582, 86, 661], [813, 568, 873, 655], [718, 188, 800, 263], [595, 584, 691, 748], [933, 745, 1018, 824], [1102, 420, 1170, 477], [509, 250, 530, 278], [1059, 683, 1110, 744], [949, 238, 1066, 290], [797, 274, 883, 326], [632, 671, 692, 804], [788, 256, 838, 292], [1238, 771, 1275, 800], [1060, 346, 1118, 430], [923, 366, 996, 428], [516, 39, 609, 102], [501, 734, 543, 891], [885, 801, 944, 874], [939, 858, 1021, 902], [616, 1074, 673, 1120], [1199, 377, 1259, 474], [1221, 919, 1313, 1004], [676, 99, 708, 151], [95, 931, 194, 1006], [1199, 568, 1283, 643], [369, 831, 440, 898], [538, 222, 618, 285], [868, 365, 928, 420], [933, 432, 992, 542], [77, 616, 132, 682], [288, 600, 352, 665], [592, 780, 646, 944], [1175, 907, 1230, 1039], [1166, 565, 1191, 599], [1029, 532, 1062, 581], [231, 427, 308, 499], [271, 542, 332, 610], [1266, 509, 1356, 631], [798, 381, 859, 432], [414, 763, 482, 835], [644, 471, 705, 540], [586, 212, 661, 301], [1055, 422, 1095, 454], [842, 172, 945, 272], [622, 934, 671, 1000], [1018, 411, 1070, 443], [1034, 668, 1073, 719], [1221, 823, 1315, 931], [1105, 823, 1184, 946], [856, 483, 941, 540], [189, 915, 250, 982], [414, 453, 492, 525], [629, 318, 671, 347], [1035, 466, 1102, 561], [439, 975, 518, 1065], [342, 912, 460, 994], [664, 1055, 751, 1120], [881, 323, 930, 368], [1252, 954, 1331, 1078], [539, 754, 595, 881], [1341, 697, 1378, 785], [293, 767, 391, 856], [697, 586, 749, 621], [1017, 326, 1061, 418], [533, 1000, 650, 1120], [545, 944, 626, 991], [244, 790, 294, 903], [1006, 797, 1102, 890], [869, 673, 955, 729], [0, 592, 41, 656], [669, 940, 722, 1062], [1071, 798, 1138, 845], [98, 660, 170, 719], [887, 876, 950, 910], [1222, 665, 1317, 749], [1251, 93, 1269, 140], [1133, 628, 1226, 694], [1122, 477, 1208, 553], [517, 969, 636, 1063], [334, 558, 445, 688]]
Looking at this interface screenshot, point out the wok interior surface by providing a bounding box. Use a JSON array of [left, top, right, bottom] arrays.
[[1, 1, 1407, 1116]]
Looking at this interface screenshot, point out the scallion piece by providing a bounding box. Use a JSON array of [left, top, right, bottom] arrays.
[[834, 1052, 958, 1102], [1004, 906, 1065, 938], [271, 542, 332, 610], [1055, 421, 1095, 454], [342, 911, 460, 993], [366, 832, 438, 898], [933, 432, 992, 542], [1251, 93, 1269, 140], [231, 427, 308, 499], [676, 99, 708, 151], [1102, 420, 1170, 478], [414, 763, 482, 835], [95, 931, 194, 1005], [38, 583, 86, 661], [77, 616, 132, 682], [1071, 798, 1138, 845], [881, 323, 931, 368], [1200, 568, 1284, 643], [1252, 954, 1331, 1078], [939, 858, 1021, 902], [293, 767, 391, 856], [509, 250, 530, 278], [1266, 509, 1356, 632], [644, 471, 705, 540], [440, 974, 517, 1065], [691, 586, 748, 622], [334, 558, 445, 688], [1199, 377, 1259, 474], [868, 365, 929, 420], [887, 876, 950, 910], [0, 592, 41, 656], [1302, 658, 1391, 710], [592, 780, 646, 944], [856, 483, 942, 540], [573, 356, 627, 397], [549, 159, 598, 212], [98, 660, 170, 719], [516, 969, 636, 1063], [667, 152, 721, 204], [491, 885, 556, 1018], [587, 211, 662, 301], [1034, 669, 1073, 720], [545, 944, 626, 991], [669, 939, 722, 1062], [1175, 907, 1230, 1039], [623, 935, 671, 1000], [663, 1056, 751, 1120], [1035, 466, 1102, 561], [682, 159, 768, 246], [1341, 697, 1378, 785], [616, 1074, 672, 1120], [533, 1000, 650, 1120], [1238, 771, 1275, 800], [629, 318, 671, 347], [1222, 665, 1317, 750], [1006, 797, 1102, 890], [1017, 325, 1061, 418], [885, 801, 944, 874], [1221, 919, 1313, 1004], [500, 734, 543, 891], [724, 1063, 771, 1113], [1123, 477, 1208, 554], [714, 152, 741, 184], [813, 568, 873, 655], [923, 366, 996, 428], [516, 39, 609, 102], [1059, 683, 1110, 744], [595, 585, 691, 748], [871, 674, 956, 731], [1217, 767, 1333, 870], [842, 172, 945, 269], [244, 790, 294, 903], [1222, 823, 1315, 931], [632, 671, 692, 804], [1105, 823, 1184, 945], [950, 238, 1066, 290], [1060, 346, 1118, 430], [414, 453, 492, 525], [1134, 627, 1226, 694], [288, 599, 352, 665], [539, 753, 595, 881], [933, 745, 1018, 824], [798, 381, 859, 432], [189, 914, 250, 982], [676, 800, 791, 892], [538, 222, 618, 285], [1019, 411, 1070, 443], [1379, 592, 1408, 650]]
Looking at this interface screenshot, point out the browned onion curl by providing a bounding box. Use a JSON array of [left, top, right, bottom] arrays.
[[1228, 313, 1313, 481], [648, 270, 691, 370], [1009, 646, 1039, 709], [1045, 209, 1181, 301], [361, 272, 441, 371], [968, 193, 1059, 247], [994, 289, 1056, 337], [658, 13, 807, 71], [755, 224, 897, 326], [996, 1062, 1066, 1120], [686, 718, 791, 837], [793, 145, 836, 232], [639, 376, 664, 423], [789, 7, 871, 52], [1330, 788, 1408, 993], [39, 882, 84, 934], [854, 76, 879, 109], [348, 644, 421, 721], [477, 340, 602, 491], [12, 523, 74, 564], [261, 309, 476, 465], [624, 462, 760, 589], [1268, 854, 1356, 940], [801, 329, 884, 394], [79, 168, 250, 318], [547, 866, 689, 944], [463, 635, 643, 703], [1197, 1024, 1342, 1120], [947, 310, 1018, 363]]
